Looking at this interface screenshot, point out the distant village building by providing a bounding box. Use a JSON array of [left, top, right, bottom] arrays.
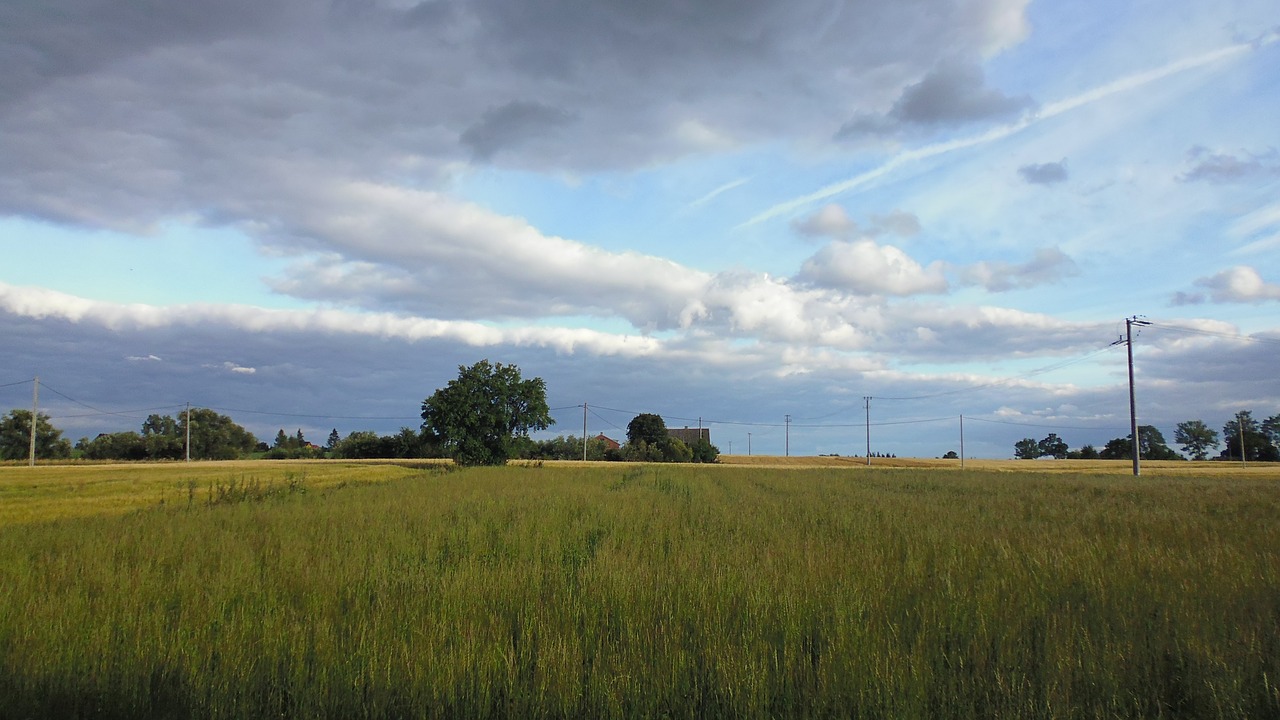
[[594, 433, 620, 450], [667, 427, 710, 446]]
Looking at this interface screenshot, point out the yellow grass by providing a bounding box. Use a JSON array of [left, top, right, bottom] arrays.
[[0, 460, 446, 525]]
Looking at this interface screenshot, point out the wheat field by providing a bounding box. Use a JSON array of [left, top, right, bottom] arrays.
[[0, 460, 1276, 718]]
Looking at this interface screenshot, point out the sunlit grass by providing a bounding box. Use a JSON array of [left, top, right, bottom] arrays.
[[0, 463, 1276, 718]]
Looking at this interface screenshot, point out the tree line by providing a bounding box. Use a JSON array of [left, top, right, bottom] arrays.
[[1013, 412, 1280, 461], [2, 360, 720, 466]]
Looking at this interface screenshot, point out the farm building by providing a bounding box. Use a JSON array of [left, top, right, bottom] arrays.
[[667, 427, 710, 446]]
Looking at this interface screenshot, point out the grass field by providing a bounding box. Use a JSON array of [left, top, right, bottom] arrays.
[[0, 460, 1277, 718]]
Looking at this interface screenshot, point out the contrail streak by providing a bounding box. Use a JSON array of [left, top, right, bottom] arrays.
[[742, 33, 1276, 228]]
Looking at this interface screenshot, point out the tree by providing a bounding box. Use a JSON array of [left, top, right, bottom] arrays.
[[79, 431, 148, 461], [626, 413, 668, 446], [1038, 433, 1068, 459], [1099, 426, 1181, 461], [690, 438, 719, 463], [943, 450, 959, 459], [421, 360, 553, 466], [1014, 438, 1040, 460], [1174, 420, 1219, 461], [0, 409, 72, 461], [182, 408, 257, 460], [142, 413, 184, 460], [326, 428, 341, 451], [1222, 411, 1279, 462]]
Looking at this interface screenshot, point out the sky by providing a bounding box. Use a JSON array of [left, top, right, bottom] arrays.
[[2, 0, 1278, 459]]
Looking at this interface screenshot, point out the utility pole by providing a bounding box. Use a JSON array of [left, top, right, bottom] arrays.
[[1125, 316, 1149, 477], [785, 415, 791, 457], [748, 432, 752, 456], [864, 396, 872, 466], [583, 403, 588, 461], [28, 376, 39, 467], [185, 402, 192, 463], [1238, 412, 1247, 467], [959, 414, 965, 470]]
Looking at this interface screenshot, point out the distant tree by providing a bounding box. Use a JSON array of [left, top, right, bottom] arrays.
[[690, 438, 719, 463], [1263, 414, 1280, 449], [273, 429, 291, 450], [943, 450, 959, 459], [1222, 411, 1279, 461], [142, 413, 184, 460], [421, 360, 553, 466], [0, 410, 72, 461], [326, 428, 341, 451], [1077, 444, 1099, 460], [1038, 433, 1069, 459], [1174, 420, 1219, 461], [334, 431, 392, 459], [1014, 438, 1040, 460], [79, 431, 148, 461], [183, 408, 257, 460], [1099, 426, 1181, 461], [626, 413, 668, 446]]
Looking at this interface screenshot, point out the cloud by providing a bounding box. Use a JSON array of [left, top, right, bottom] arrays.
[[959, 247, 1080, 292], [1173, 266, 1280, 304], [1179, 146, 1280, 183], [460, 101, 577, 160], [796, 240, 949, 296], [749, 37, 1267, 225], [837, 61, 1034, 140], [125, 354, 162, 362], [791, 205, 920, 240], [213, 362, 257, 375], [792, 205, 858, 239], [1018, 159, 1068, 185]]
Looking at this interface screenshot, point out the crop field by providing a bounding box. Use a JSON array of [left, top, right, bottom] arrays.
[[0, 461, 1277, 718]]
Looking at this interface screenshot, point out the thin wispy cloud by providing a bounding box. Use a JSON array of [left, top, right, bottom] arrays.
[[744, 35, 1275, 227]]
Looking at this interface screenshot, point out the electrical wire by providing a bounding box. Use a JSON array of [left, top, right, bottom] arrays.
[[1144, 320, 1280, 345]]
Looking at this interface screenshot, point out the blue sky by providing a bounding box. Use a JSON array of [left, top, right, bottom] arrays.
[[2, 0, 1278, 458]]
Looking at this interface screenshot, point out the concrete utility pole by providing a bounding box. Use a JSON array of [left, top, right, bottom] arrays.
[[959, 414, 965, 470], [1125, 316, 1149, 477], [185, 402, 192, 463], [583, 403, 588, 461], [748, 432, 752, 456], [28, 376, 39, 467], [785, 415, 791, 457]]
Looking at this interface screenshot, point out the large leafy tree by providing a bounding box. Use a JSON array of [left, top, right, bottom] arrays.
[[421, 360, 553, 466], [1037, 433, 1068, 459], [626, 413, 668, 446], [1222, 411, 1279, 461], [0, 409, 71, 461], [1099, 426, 1181, 461], [1013, 438, 1040, 460], [1174, 420, 1219, 461]]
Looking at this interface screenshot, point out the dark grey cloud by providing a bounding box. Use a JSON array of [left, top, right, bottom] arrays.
[[0, 0, 1030, 232], [1018, 159, 1068, 185], [1179, 146, 1280, 183], [460, 101, 577, 160], [837, 61, 1034, 140]]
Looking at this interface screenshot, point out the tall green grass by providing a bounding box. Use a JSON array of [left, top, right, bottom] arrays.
[[0, 465, 1276, 718]]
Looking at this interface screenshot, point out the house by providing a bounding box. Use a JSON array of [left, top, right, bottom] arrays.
[[594, 434, 620, 450], [667, 426, 710, 446]]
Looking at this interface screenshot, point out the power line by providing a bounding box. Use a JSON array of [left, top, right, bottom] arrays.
[[965, 416, 1131, 431], [0, 378, 34, 390], [1144, 320, 1280, 345]]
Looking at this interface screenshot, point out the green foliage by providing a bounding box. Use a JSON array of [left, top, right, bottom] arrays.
[[626, 413, 667, 446], [0, 466, 1277, 717], [1100, 426, 1182, 461], [0, 409, 71, 461], [78, 431, 148, 461], [1222, 411, 1280, 461], [690, 438, 719, 464], [521, 435, 612, 461], [421, 360, 553, 466], [1013, 437, 1040, 460], [1037, 433, 1068, 459], [1175, 420, 1219, 461]]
